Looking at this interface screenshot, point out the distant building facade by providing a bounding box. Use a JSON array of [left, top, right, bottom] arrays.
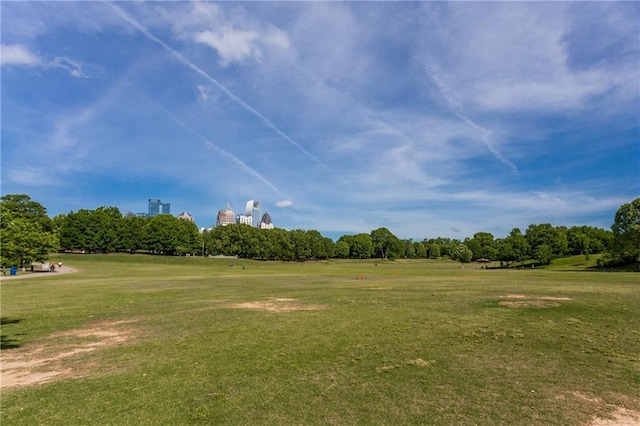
[[246, 200, 261, 227], [148, 198, 171, 216], [216, 200, 273, 229], [236, 214, 252, 226], [235, 200, 261, 226], [258, 211, 274, 229], [176, 211, 194, 222], [216, 202, 236, 226]]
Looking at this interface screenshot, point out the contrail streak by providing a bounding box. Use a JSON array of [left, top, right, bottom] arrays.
[[148, 97, 290, 200], [426, 64, 518, 173], [109, 3, 345, 182]]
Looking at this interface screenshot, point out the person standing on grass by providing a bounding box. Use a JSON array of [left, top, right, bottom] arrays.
[[58, 261, 62, 269]]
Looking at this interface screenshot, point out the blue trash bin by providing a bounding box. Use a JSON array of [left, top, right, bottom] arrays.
[[10, 266, 17, 276]]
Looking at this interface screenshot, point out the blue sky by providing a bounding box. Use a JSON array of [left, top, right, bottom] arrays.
[[2, 1, 638, 240]]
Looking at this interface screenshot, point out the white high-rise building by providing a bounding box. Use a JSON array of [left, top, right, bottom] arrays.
[[246, 200, 261, 228]]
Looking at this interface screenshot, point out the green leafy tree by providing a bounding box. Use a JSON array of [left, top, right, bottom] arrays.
[[146, 214, 182, 254], [91, 207, 122, 253], [468, 232, 496, 260], [413, 241, 427, 258], [505, 228, 530, 266], [495, 238, 515, 266], [465, 237, 482, 260], [306, 230, 326, 259], [525, 223, 567, 260], [57, 209, 91, 250], [567, 228, 590, 255], [350, 233, 374, 259], [404, 240, 416, 258], [566, 226, 610, 255], [611, 197, 640, 262], [0, 195, 59, 268], [268, 228, 294, 260], [290, 229, 312, 261], [322, 237, 336, 259], [335, 240, 350, 258], [119, 216, 148, 253], [176, 219, 200, 255], [0, 218, 59, 268], [0, 194, 52, 231], [370, 227, 401, 259], [251, 228, 271, 260], [452, 244, 473, 268], [427, 243, 441, 259], [534, 244, 554, 265]]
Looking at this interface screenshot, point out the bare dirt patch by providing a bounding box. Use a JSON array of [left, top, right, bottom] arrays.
[[406, 358, 435, 368], [0, 266, 78, 281], [230, 298, 328, 313], [591, 407, 640, 426], [499, 294, 572, 309], [557, 391, 640, 426], [1, 319, 136, 389], [499, 300, 562, 309]]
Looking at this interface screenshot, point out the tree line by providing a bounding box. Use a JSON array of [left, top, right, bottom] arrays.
[[1, 194, 638, 268]]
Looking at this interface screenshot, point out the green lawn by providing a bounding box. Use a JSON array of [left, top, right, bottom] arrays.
[[1, 254, 639, 425]]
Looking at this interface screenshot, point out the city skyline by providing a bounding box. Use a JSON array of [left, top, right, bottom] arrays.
[[2, 2, 638, 241]]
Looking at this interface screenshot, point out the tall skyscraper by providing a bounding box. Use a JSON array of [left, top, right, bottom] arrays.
[[246, 200, 261, 227], [148, 198, 161, 216], [148, 198, 171, 217]]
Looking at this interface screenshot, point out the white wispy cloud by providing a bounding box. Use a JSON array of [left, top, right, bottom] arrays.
[[1, 44, 40, 65], [276, 200, 294, 208], [2, 2, 636, 238], [109, 3, 343, 184], [419, 2, 637, 114], [0, 43, 86, 77]]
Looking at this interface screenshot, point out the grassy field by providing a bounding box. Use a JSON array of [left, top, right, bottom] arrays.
[[1, 254, 639, 425]]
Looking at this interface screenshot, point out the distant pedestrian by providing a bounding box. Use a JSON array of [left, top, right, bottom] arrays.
[[58, 261, 63, 269], [49, 263, 55, 272]]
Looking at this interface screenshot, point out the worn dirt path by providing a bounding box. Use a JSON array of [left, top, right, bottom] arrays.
[[0, 265, 78, 281]]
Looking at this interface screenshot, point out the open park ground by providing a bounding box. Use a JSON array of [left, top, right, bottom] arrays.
[[1, 254, 639, 425]]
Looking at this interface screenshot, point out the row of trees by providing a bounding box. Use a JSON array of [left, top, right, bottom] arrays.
[[55, 207, 200, 255], [1, 194, 638, 267], [441, 224, 613, 266]]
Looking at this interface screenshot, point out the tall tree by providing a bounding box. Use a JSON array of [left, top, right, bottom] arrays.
[[0, 218, 59, 268], [0, 194, 52, 231], [370, 227, 400, 259], [290, 229, 312, 260], [611, 197, 640, 262], [119, 216, 148, 253], [506, 228, 530, 266], [413, 241, 427, 258], [91, 207, 122, 253], [452, 244, 473, 268], [146, 214, 182, 254], [525, 223, 567, 260], [0, 195, 59, 267], [335, 240, 350, 258], [350, 233, 374, 259]]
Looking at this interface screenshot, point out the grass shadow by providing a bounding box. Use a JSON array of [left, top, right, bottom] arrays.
[[1, 317, 23, 349]]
